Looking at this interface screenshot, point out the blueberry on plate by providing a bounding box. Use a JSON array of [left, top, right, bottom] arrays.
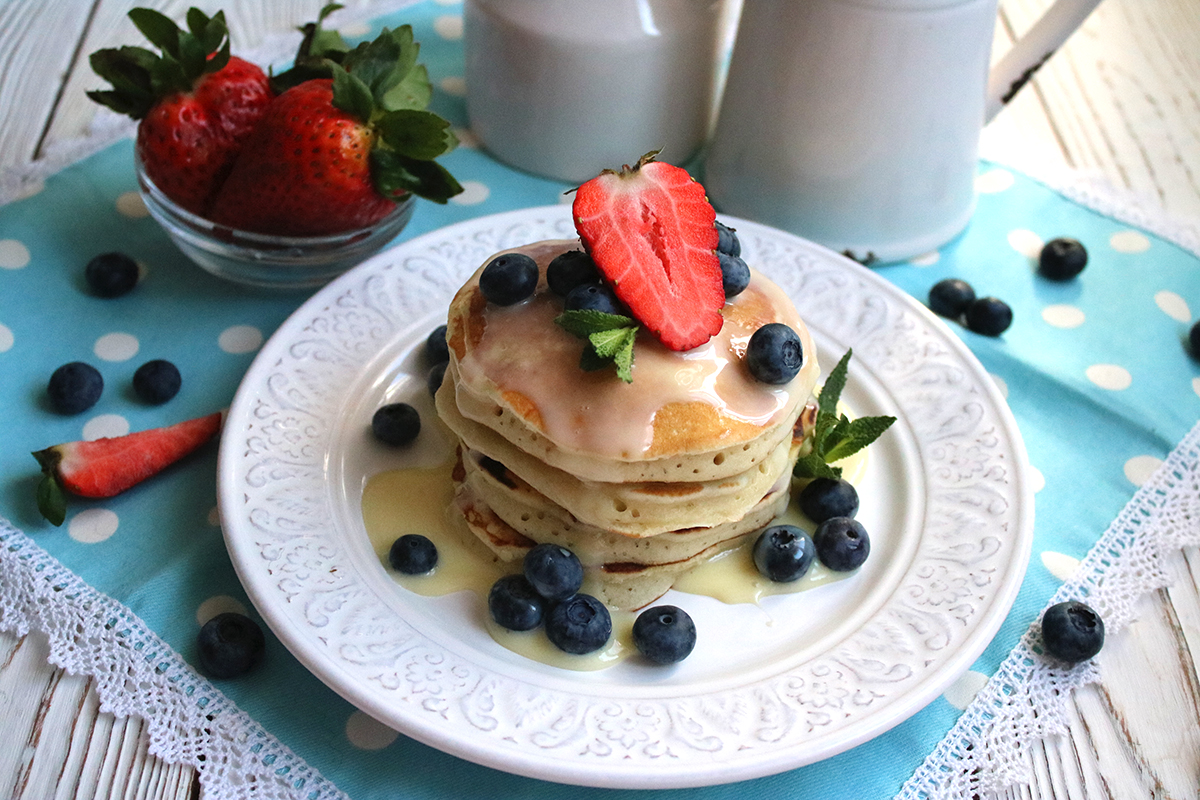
[[132, 359, 181, 404], [424, 324, 449, 366], [928, 278, 976, 318], [197, 612, 265, 678], [47, 361, 103, 414], [388, 533, 438, 575], [85, 252, 139, 298], [564, 283, 623, 315], [523, 543, 584, 601], [718, 251, 750, 298], [547, 250, 600, 297], [813, 516, 870, 571], [745, 323, 804, 384], [371, 402, 420, 446], [489, 574, 546, 631], [1038, 237, 1088, 281], [1041, 600, 1105, 663], [427, 360, 448, 397], [545, 593, 611, 654], [479, 253, 538, 305], [715, 220, 741, 257], [798, 477, 859, 522], [964, 296, 1013, 336], [753, 524, 816, 582], [632, 605, 696, 664]]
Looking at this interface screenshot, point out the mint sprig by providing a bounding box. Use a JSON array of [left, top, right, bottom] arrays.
[[555, 310, 638, 383], [793, 349, 896, 479]]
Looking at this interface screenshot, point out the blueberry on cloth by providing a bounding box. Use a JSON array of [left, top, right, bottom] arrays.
[[545, 593, 612, 655], [47, 361, 103, 414], [479, 253, 538, 305], [564, 283, 623, 315], [798, 477, 859, 522], [1041, 600, 1105, 663], [389, 534, 438, 575], [753, 524, 816, 582], [371, 402, 420, 446], [85, 252, 139, 298], [488, 574, 546, 631], [523, 543, 584, 602], [425, 324, 449, 366], [813, 516, 870, 571], [964, 296, 1013, 336], [715, 220, 741, 257], [132, 359, 181, 404], [1038, 237, 1088, 281], [1189, 319, 1200, 358], [632, 605, 696, 664], [197, 612, 265, 678], [746, 323, 804, 384], [547, 250, 600, 297], [928, 278, 976, 318], [427, 360, 448, 398], [718, 251, 751, 298]]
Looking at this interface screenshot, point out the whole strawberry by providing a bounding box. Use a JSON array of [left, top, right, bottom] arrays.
[[208, 21, 462, 236], [88, 8, 273, 215]]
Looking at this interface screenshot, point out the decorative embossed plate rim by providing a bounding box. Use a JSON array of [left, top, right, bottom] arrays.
[[218, 206, 1033, 789]]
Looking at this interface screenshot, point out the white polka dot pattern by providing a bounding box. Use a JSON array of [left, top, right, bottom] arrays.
[[83, 414, 130, 441], [1085, 363, 1132, 390], [1154, 290, 1190, 322], [1123, 454, 1163, 486], [450, 180, 489, 205], [1041, 304, 1085, 328], [0, 239, 30, 269], [1040, 551, 1080, 581], [345, 711, 399, 750], [218, 325, 263, 354], [94, 332, 140, 361], [1007, 229, 1043, 259], [68, 508, 119, 543]]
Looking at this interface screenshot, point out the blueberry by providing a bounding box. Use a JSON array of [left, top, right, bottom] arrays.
[[425, 324, 449, 366], [718, 252, 750, 298], [745, 323, 804, 384], [488, 574, 546, 631], [798, 477, 859, 522], [1038, 237, 1088, 281], [388, 533, 438, 574], [928, 278, 976, 318], [47, 361, 103, 414], [523, 543, 584, 601], [479, 253, 538, 305], [547, 250, 600, 297], [715, 220, 741, 257], [632, 605, 696, 664], [752, 524, 816, 582], [813, 516, 870, 571], [85, 252, 139, 298], [197, 612, 265, 678], [371, 402, 420, 446], [564, 283, 622, 315], [427, 360, 447, 397], [964, 296, 1013, 336], [1191, 319, 1200, 358], [545, 593, 611, 654], [132, 359, 181, 404], [1041, 600, 1104, 663]]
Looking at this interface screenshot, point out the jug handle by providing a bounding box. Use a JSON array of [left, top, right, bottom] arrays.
[[985, 0, 1103, 124]]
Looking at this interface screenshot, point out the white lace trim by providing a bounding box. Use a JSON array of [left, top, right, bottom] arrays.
[[0, 518, 349, 800], [898, 419, 1200, 799]]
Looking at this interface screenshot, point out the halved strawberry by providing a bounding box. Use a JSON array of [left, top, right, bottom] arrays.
[[32, 412, 222, 526], [572, 152, 723, 351]]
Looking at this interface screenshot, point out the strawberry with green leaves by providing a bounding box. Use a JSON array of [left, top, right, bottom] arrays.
[[572, 151, 724, 352], [208, 15, 462, 236], [88, 8, 274, 215], [33, 412, 222, 526]]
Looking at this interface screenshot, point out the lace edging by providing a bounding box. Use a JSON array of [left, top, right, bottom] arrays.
[[0, 519, 350, 800], [896, 418, 1200, 799]]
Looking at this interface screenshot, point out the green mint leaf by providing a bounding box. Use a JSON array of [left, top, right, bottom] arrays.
[[128, 8, 181, 58], [36, 473, 66, 527], [823, 415, 897, 463], [819, 348, 852, 415], [611, 331, 636, 383], [555, 310, 636, 338], [377, 109, 455, 160], [382, 63, 432, 111], [369, 150, 463, 203], [793, 452, 842, 480], [330, 63, 375, 122], [589, 326, 635, 359]]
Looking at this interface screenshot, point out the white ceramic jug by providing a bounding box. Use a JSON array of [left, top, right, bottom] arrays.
[[704, 0, 1101, 264]]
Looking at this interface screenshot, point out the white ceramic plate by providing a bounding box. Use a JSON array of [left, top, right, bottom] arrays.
[[218, 206, 1034, 789]]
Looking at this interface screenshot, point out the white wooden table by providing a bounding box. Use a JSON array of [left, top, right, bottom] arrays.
[[1, 0, 1197, 797]]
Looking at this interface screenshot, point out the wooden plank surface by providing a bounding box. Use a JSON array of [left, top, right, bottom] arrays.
[[0, 0, 1197, 798]]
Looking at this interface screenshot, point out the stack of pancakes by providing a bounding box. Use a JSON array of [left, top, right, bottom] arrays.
[[435, 240, 820, 610]]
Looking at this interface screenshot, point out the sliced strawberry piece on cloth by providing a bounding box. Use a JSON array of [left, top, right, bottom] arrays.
[[32, 412, 223, 526], [572, 151, 724, 352]]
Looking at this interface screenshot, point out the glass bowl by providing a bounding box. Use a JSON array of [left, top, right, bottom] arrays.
[[135, 154, 415, 289]]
